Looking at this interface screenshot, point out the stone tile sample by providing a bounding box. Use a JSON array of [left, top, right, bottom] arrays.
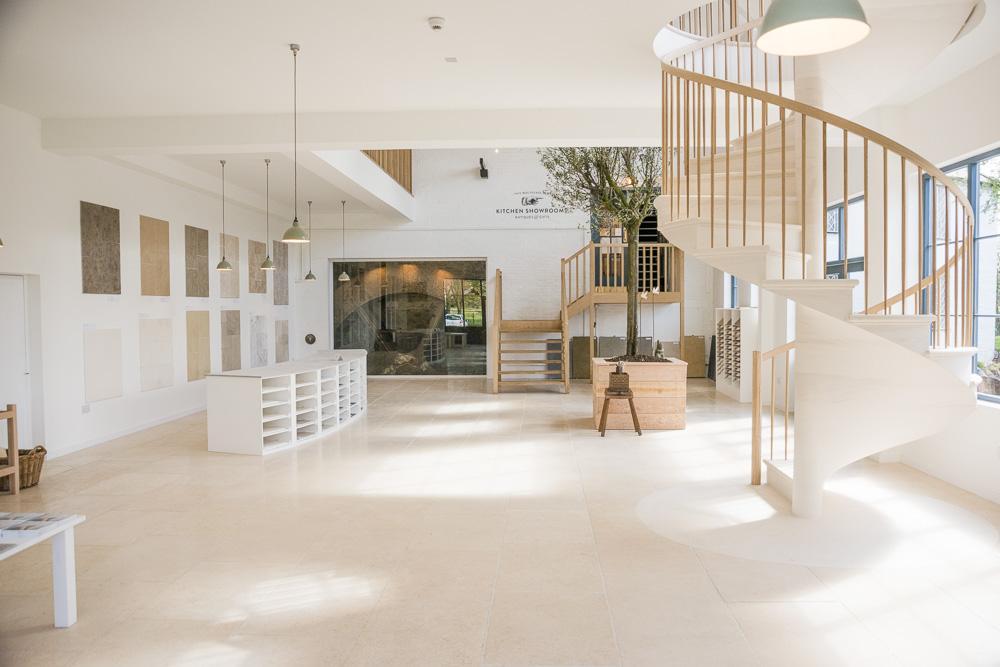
[[251, 315, 268, 368], [219, 233, 240, 298], [273, 240, 288, 306], [139, 318, 173, 391], [139, 215, 170, 296], [275, 319, 289, 363], [248, 240, 267, 294], [186, 310, 211, 381], [185, 225, 209, 297], [83, 327, 123, 402], [80, 201, 121, 294], [221, 309, 242, 372]]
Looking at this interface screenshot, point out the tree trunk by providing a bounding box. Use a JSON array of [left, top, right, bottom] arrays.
[[626, 228, 640, 357]]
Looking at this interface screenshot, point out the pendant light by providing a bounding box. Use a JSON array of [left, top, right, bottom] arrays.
[[303, 200, 317, 281], [281, 44, 309, 244], [337, 200, 350, 283], [216, 160, 233, 271], [757, 0, 870, 56], [261, 158, 275, 270]]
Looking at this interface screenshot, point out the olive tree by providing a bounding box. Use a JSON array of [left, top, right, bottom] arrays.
[[539, 147, 661, 357]]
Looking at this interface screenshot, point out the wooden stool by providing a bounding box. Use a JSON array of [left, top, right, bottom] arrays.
[[0, 404, 20, 495], [598, 390, 642, 437]]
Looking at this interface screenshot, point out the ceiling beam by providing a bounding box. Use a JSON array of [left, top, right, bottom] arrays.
[[41, 108, 661, 155]]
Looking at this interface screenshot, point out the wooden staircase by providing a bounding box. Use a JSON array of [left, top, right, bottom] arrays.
[[491, 270, 569, 393]]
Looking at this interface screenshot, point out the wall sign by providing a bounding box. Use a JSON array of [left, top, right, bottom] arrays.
[[495, 191, 574, 221]]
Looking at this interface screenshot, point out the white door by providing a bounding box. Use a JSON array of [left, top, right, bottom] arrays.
[[0, 275, 32, 449]]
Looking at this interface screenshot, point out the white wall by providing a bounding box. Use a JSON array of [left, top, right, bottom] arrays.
[[0, 104, 294, 457]]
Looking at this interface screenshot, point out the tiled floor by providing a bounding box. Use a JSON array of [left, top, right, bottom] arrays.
[[2, 378, 1000, 666]]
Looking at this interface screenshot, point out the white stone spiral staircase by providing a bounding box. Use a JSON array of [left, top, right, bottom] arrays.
[[654, 0, 980, 517]]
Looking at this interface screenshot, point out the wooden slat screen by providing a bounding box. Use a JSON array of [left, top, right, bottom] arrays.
[[362, 149, 413, 194]]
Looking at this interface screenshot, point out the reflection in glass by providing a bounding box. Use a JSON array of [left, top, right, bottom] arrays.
[[332, 260, 487, 376]]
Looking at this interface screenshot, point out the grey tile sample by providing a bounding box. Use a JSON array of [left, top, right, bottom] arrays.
[[80, 201, 121, 294], [221, 309, 242, 372], [250, 315, 269, 367], [185, 225, 209, 297], [275, 319, 289, 363], [248, 240, 267, 294], [219, 233, 240, 298], [273, 240, 288, 306], [139, 215, 170, 296]]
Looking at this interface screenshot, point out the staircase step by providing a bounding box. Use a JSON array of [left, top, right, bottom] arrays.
[[500, 360, 563, 366], [499, 370, 562, 376], [764, 458, 793, 501], [759, 279, 857, 319], [500, 319, 562, 332], [497, 379, 565, 385]]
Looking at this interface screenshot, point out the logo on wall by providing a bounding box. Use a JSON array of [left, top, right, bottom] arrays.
[[496, 191, 573, 221]]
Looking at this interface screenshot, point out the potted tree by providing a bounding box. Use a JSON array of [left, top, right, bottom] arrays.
[[539, 147, 687, 430]]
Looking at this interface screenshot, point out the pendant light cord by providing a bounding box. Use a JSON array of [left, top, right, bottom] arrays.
[[307, 200, 313, 270], [220, 159, 226, 258], [292, 45, 298, 223], [265, 158, 270, 245], [341, 200, 346, 258]]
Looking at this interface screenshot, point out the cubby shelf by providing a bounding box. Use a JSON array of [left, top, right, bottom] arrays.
[[207, 350, 368, 455], [714, 307, 758, 403]]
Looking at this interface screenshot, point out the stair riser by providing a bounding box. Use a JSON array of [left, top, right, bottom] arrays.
[[670, 171, 799, 197], [666, 196, 801, 227]]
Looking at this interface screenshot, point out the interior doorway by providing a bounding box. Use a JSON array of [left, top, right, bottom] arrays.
[[0, 275, 34, 449]]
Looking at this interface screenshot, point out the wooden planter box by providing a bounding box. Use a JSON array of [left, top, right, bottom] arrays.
[[592, 358, 688, 430]]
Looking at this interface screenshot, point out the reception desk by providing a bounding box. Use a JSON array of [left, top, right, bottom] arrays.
[[207, 350, 367, 455], [591, 358, 687, 430]]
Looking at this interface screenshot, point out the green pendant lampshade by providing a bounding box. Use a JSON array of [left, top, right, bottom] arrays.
[[305, 270, 317, 281], [216, 159, 233, 271], [261, 255, 275, 271], [282, 218, 309, 243], [757, 0, 870, 56]]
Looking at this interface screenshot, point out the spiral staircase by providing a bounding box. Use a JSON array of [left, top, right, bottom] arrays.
[[655, 0, 980, 517]]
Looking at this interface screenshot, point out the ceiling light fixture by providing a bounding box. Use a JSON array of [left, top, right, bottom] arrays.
[[261, 158, 275, 270], [304, 200, 317, 282], [757, 0, 870, 56], [281, 44, 309, 244], [338, 200, 350, 283], [216, 160, 233, 271]]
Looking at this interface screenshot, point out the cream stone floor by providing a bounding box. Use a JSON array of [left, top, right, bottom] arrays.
[[2, 378, 1000, 666]]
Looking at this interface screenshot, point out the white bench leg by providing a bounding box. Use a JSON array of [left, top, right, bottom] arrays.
[[51, 527, 77, 628]]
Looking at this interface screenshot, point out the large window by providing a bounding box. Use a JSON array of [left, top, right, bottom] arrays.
[[444, 279, 485, 328], [931, 150, 1000, 400], [826, 196, 866, 312]]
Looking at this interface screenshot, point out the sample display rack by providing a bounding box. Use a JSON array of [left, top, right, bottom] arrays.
[[714, 307, 758, 403], [207, 350, 367, 455]]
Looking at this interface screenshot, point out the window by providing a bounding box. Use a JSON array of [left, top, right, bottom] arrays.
[[826, 197, 866, 312], [930, 149, 1000, 401], [444, 278, 485, 328]]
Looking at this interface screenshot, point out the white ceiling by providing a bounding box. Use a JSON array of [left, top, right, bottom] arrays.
[[173, 153, 358, 214], [0, 0, 681, 118]]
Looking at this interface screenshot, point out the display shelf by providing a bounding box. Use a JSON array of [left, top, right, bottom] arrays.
[[207, 350, 368, 455], [714, 308, 758, 403]]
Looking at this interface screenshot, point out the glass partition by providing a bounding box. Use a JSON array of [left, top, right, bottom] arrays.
[[332, 260, 487, 375]]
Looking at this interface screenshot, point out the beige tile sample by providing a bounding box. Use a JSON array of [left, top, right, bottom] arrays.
[[250, 315, 269, 368], [273, 240, 288, 306], [219, 233, 240, 298], [248, 240, 267, 294], [83, 327, 123, 402], [185, 310, 211, 381], [221, 309, 241, 372], [80, 201, 121, 294], [185, 225, 209, 297], [139, 215, 170, 296], [275, 319, 289, 363], [139, 318, 174, 392]]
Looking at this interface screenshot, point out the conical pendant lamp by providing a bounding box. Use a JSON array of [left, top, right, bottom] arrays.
[[281, 44, 309, 244], [337, 200, 350, 283], [757, 0, 870, 56], [261, 158, 275, 270], [216, 160, 233, 271], [304, 200, 317, 281]]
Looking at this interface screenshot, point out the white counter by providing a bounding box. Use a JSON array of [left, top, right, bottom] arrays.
[[207, 350, 367, 455]]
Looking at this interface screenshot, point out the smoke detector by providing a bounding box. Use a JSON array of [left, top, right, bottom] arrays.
[[428, 16, 445, 31]]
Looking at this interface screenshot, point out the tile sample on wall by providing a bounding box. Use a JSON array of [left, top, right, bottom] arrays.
[[185, 225, 209, 297], [273, 240, 288, 306], [248, 240, 268, 294], [219, 233, 240, 298], [139, 215, 170, 296], [186, 310, 211, 381], [83, 327, 123, 402], [138, 318, 173, 391], [80, 201, 121, 295], [221, 309, 242, 372], [250, 315, 269, 368], [275, 319, 289, 363]]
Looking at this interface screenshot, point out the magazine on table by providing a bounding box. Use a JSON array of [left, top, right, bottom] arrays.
[[0, 513, 75, 538]]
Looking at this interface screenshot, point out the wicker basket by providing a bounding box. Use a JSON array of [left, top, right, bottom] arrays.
[[0, 446, 47, 492], [608, 370, 630, 394]]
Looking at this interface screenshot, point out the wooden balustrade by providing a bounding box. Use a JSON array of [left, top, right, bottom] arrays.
[[362, 149, 413, 194], [659, 14, 975, 348], [750, 342, 794, 485], [561, 242, 681, 308]]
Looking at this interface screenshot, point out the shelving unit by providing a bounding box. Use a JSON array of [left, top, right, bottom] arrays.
[[207, 350, 367, 455], [714, 307, 758, 403]]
